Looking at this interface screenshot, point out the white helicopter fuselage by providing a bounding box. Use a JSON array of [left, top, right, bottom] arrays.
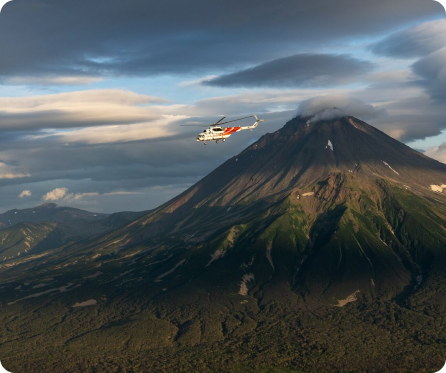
[[196, 116, 262, 144]]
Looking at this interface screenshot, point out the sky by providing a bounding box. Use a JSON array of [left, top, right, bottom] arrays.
[[0, 0, 445, 213]]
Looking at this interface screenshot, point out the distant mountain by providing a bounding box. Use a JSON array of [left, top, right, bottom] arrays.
[[0, 203, 107, 228], [1, 116, 445, 373], [0, 203, 147, 262]]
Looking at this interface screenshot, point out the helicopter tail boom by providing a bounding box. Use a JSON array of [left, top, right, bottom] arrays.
[[237, 114, 264, 131]]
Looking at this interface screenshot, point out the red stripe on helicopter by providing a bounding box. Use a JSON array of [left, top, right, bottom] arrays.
[[223, 127, 241, 136]]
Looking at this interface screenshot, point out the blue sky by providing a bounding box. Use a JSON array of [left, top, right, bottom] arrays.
[[0, 0, 445, 213]]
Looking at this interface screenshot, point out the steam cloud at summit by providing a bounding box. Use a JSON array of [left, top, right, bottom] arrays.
[[297, 95, 387, 123]]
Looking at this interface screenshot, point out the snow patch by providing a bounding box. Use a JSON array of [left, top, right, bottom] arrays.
[[155, 259, 186, 282], [8, 289, 58, 305], [348, 118, 359, 129], [334, 290, 360, 307], [147, 260, 162, 266], [59, 283, 78, 292], [430, 184, 446, 193], [382, 161, 399, 175], [240, 256, 255, 269], [123, 250, 141, 258], [266, 243, 275, 272], [379, 237, 388, 247], [72, 299, 97, 307], [356, 239, 373, 269], [8, 283, 79, 305], [206, 249, 226, 267], [85, 271, 102, 279], [302, 192, 314, 197], [32, 283, 52, 289], [239, 274, 254, 296], [112, 269, 133, 281], [326, 140, 334, 151]]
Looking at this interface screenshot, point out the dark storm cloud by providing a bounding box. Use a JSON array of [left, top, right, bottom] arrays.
[[204, 54, 374, 88], [369, 19, 446, 102], [369, 19, 446, 58], [412, 48, 446, 102], [370, 96, 446, 143], [0, 0, 441, 80]]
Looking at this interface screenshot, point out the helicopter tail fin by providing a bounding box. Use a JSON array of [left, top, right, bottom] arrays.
[[253, 114, 264, 127], [254, 114, 264, 122]]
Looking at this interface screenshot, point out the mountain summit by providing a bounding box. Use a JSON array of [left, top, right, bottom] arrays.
[[173, 115, 446, 206]]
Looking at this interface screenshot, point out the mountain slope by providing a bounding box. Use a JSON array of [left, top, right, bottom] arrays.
[[1, 115, 446, 373]]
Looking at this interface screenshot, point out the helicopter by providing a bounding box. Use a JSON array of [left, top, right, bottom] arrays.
[[181, 115, 264, 145]]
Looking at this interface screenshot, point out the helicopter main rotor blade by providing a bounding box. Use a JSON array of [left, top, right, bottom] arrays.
[[219, 115, 254, 125], [213, 116, 226, 125], [180, 115, 254, 127]]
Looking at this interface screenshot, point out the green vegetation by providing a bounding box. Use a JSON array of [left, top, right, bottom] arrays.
[[1, 171, 446, 372]]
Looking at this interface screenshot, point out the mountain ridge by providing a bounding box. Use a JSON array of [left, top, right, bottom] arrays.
[[0, 203, 148, 263]]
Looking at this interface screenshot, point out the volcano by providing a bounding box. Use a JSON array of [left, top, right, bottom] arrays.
[[82, 115, 446, 304], [2, 116, 446, 373]]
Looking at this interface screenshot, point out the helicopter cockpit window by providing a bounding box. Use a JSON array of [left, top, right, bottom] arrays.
[[213, 128, 223, 131]]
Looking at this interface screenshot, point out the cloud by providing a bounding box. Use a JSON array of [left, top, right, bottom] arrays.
[[369, 19, 446, 102], [297, 95, 386, 123], [43, 115, 186, 145], [42, 187, 69, 201], [370, 19, 446, 58], [4, 75, 103, 86], [0, 89, 170, 132], [18, 190, 32, 198], [204, 54, 374, 88], [425, 143, 446, 163], [167, 88, 347, 117], [0, 0, 441, 81], [178, 75, 218, 87], [412, 47, 446, 101], [103, 191, 143, 196], [368, 96, 446, 142], [0, 161, 30, 179], [42, 187, 99, 201]]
